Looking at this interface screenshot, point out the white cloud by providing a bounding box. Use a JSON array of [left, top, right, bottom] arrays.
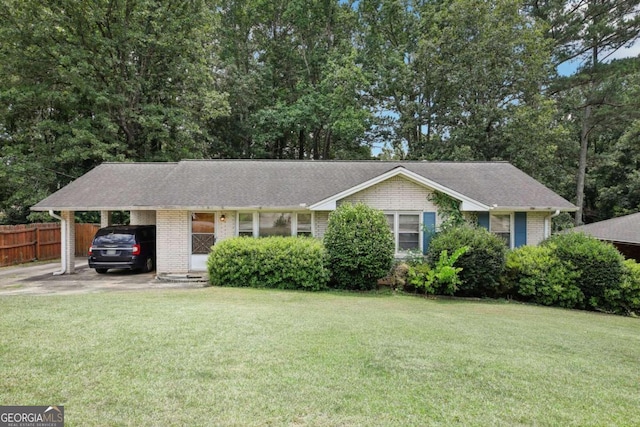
[[604, 41, 640, 61]]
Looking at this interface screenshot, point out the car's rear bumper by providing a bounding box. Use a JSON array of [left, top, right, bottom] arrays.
[[88, 258, 143, 270]]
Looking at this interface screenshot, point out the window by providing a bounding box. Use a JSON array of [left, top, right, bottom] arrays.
[[398, 214, 420, 251], [238, 213, 254, 237], [386, 212, 421, 253], [237, 212, 313, 237], [490, 214, 511, 246], [259, 212, 292, 237], [297, 213, 312, 236]]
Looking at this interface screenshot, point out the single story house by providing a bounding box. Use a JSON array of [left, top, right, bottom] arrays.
[[31, 160, 577, 274], [570, 212, 640, 261]]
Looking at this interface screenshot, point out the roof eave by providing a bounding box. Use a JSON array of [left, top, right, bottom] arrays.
[[32, 205, 313, 212], [488, 206, 579, 212]]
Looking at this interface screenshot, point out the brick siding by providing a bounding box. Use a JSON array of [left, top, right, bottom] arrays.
[[130, 210, 157, 225], [527, 212, 548, 246], [156, 210, 189, 274]]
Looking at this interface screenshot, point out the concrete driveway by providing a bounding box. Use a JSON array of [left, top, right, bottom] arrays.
[[0, 258, 206, 296]]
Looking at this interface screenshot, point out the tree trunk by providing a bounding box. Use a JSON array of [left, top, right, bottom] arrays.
[[575, 104, 591, 226], [312, 129, 320, 160], [322, 129, 332, 159], [298, 129, 305, 160], [575, 42, 599, 226]]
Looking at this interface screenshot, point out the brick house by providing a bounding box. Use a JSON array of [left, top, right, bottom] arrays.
[[31, 160, 576, 274]]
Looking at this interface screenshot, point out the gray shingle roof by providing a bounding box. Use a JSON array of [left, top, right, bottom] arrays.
[[571, 212, 640, 245], [31, 160, 576, 211]]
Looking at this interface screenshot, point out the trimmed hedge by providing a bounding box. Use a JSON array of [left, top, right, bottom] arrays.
[[207, 236, 329, 291], [323, 203, 395, 290], [427, 225, 507, 297]]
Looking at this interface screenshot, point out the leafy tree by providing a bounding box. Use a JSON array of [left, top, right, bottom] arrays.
[[0, 0, 229, 222], [593, 117, 640, 218], [530, 0, 640, 224], [359, 0, 555, 161], [210, 0, 372, 160]]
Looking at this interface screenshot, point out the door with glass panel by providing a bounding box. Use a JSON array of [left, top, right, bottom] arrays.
[[191, 212, 215, 271]]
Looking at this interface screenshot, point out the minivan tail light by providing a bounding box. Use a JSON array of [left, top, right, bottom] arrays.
[[132, 244, 141, 256], [88, 246, 93, 256]]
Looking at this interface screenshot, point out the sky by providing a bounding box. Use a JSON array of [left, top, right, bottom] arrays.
[[557, 40, 640, 76]]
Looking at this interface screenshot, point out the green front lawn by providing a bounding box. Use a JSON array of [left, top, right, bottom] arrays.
[[1, 288, 638, 426]]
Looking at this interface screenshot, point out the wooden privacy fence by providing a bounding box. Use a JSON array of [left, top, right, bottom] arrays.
[[0, 223, 100, 267]]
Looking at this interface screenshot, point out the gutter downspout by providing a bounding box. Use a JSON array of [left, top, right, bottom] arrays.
[[48, 210, 66, 275], [544, 210, 561, 239]]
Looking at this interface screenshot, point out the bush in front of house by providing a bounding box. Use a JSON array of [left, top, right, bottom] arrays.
[[323, 203, 395, 290], [427, 225, 507, 297], [541, 232, 625, 310], [600, 259, 640, 316], [408, 246, 469, 296], [504, 245, 583, 308], [207, 236, 329, 291]]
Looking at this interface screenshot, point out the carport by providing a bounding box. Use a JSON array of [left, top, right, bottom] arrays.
[[30, 163, 170, 275], [35, 210, 155, 275]]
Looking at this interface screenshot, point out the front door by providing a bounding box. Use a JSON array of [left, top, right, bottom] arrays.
[[190, 212, 215, 271]]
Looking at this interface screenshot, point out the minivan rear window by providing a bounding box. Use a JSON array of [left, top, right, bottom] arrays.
[[93, 233, 135, 246]]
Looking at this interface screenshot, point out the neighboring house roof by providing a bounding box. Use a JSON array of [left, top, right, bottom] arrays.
[[31, 160, 577, 212], [571, 212, 640, 245]]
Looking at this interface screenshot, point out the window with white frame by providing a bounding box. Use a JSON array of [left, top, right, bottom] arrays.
[[386, 212, 421, 253], [238, 212, 254, 237], [237, 212, 313, 237], [296, 213, 312, 236], [490, 214, 511, 246]]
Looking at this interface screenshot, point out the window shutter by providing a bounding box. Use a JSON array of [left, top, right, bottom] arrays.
[[422, 212, 436, 254], [514, 212, 527, 247], [477, 212, 490, 230]]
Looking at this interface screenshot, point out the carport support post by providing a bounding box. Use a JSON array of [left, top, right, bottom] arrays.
[[100, 211, 112, 228], [62, 210, 76, 274]]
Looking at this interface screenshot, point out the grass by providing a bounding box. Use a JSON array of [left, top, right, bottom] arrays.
[[1, 288, 639, 426]]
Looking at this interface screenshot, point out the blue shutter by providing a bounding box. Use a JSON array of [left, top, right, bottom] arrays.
[[422, 212, 436, 254], [514, 212, 527, 248], [477, 212, 490, 230]]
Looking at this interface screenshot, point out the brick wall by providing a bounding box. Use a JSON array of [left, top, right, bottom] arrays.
[[339, 176, 440, 230], [130, 210, 157, 225], [217, 211, 236, 242], [527, 212, 548, 246], [342, 176, 437, 212], [314, 211, 330, 238], [156, 210, 189, 274]]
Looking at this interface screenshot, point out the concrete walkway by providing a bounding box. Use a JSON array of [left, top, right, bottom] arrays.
[[0, 258, 206, 296]]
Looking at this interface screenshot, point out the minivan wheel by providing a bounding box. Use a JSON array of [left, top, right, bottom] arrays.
[[95, 268, 108, 274], [142, 257, 154, 273]]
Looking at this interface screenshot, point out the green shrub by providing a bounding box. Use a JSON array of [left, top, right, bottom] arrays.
[[408, 247, 468, 295], [504, 245, 583, 308], [323, 203, 395, 290], [407, 263, 434, 294], [427, 225, 506, 297], [601, 259, 640, 316], [542, 232, 625, 310], [207, 236, 329, 291]]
